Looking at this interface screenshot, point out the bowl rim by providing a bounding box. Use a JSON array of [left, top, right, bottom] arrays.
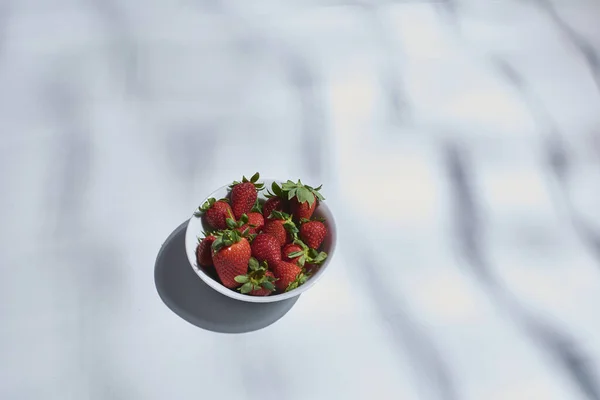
[[184, 178, 337, 303]]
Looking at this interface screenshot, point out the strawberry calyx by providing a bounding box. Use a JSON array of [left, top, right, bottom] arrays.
[[194, 197, 229, 217], [265, 182, 285, 199], [289, 239, 328, 267], [225, 214, 260, 241], [197, 230, 219, 243], [229, 172, 265, 191], [250, 198, 263, 213], [234, 257, 277, 294], [299, 216, 326, 224], [285, 271, 309, 292], [211, 229, 244, 252], [269, 210, 299, 238], [281, 180, 325, 206]]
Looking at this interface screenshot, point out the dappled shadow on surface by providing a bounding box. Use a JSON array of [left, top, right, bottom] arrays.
[[154, 221, 299, 334]]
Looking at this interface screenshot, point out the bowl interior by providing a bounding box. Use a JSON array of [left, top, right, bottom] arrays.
[[185, 179, 337, 303]]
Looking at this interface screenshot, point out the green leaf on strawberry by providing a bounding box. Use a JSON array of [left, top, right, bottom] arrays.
[[281, 180, 325, 205], [250, 198, 263, 213], [212, 229, 243, 252], [240, 282, 254, 294], [235, 257, 277, 295], [261, 281, 275, 291], [230, 172, 265, 191]]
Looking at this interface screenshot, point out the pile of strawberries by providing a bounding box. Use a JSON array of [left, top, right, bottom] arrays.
[[195, 173, 329, 296]]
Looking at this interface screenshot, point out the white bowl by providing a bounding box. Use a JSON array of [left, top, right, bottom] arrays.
[[185, 179, 337, 303]]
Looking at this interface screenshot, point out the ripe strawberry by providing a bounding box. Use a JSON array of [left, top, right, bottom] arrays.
[[230, 172, 264, 219], [212, 230, 252, 289], [248, 271, 276, 296], [263, 197, 286, 220], [300, 220, 327, 249], [282, 243, 303, 264], [234, 258, 277, 296], [195, 198, 235, 230], [281, 180, 325, 221], [290, 197, 317, 221], [263, 182, 288, 219], [262, 211, 298, 246], [271, 261, 308, 292], [196, 235, 216, 267], [251, 234, 282, 265], [227, 213, 265, 237], [282, 239, 328, 267], [241, 212, 264, 235]]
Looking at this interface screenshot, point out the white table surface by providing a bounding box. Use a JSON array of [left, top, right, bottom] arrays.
[[2, 0, 600, 399]]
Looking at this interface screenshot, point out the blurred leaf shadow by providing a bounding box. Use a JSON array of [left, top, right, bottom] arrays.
[[154, 221, 299, 334]]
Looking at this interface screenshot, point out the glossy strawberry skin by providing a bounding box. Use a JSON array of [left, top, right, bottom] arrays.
[[262, 220, 289, 247], [271, 261, 303, 292], [237, 212, 264, 235], [251, 234, 282, 265], [263, 197, 286, 220], [205, 201, 235, 230], [212, 238, 251, 289], [282, 243, 303, 265], [196, 236, 216, 267], [290, 195, 317, 221], [249, 271, 276, 296], [231, 182, 257, 219], [299, 221, 327, 249]]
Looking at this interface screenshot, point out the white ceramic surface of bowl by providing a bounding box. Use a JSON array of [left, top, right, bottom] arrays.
[[185, 179, 337, 303]]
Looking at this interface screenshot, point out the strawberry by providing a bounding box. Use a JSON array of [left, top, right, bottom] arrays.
[[212, 230, 252, 289], [241, 212, 264, 235], [226, 213, 264, 238], [195, 198, 235, 230], [282, 243, 303, 264], [281, 180, 325, 221], [251, 234, 282, 265], [282, 239, 328, 267], [234, 258, 277, 296], [230, 172, 264, 219], [263, 182, 288, 219], [290, 198, 316, 221], [263, 197, 286, 220], [196, 234, 216, 267], [271, 261, 308, 292], [262, 211, 298, 246], [299, 220, 327, 249]]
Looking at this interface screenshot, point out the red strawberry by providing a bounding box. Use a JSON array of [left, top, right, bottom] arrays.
[[271, 261, 308, 292], [249, 271, 276, 296], [281, 239, 328, 267], [281, 180, 325, 221], [262, 211, 298, 246], [263, 197, 286, 220], [196, 198, 235, 230], [230, 173, 264, 219], [282, 243, 303, 264], [263, 182, 288, 219], [228, 213, 265, 237], [239, 212, 264, 235], [196, 235, 216, 267], [300, 220, 327, 249], [251, 234, 282, 265], [290, 196, 317, 221], [234, 258, 277, 296], [212, 230, 252, 289]]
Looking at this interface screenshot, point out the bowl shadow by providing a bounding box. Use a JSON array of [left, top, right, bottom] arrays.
[[154, 220, 299, 333]]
